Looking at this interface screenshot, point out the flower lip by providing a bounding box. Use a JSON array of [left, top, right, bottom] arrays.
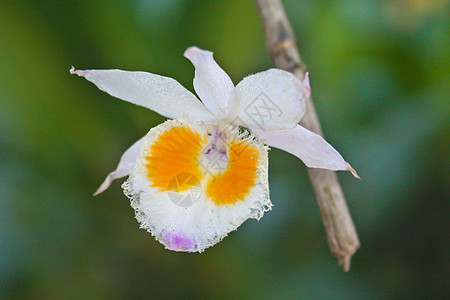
[[124, 119, 271, 253]]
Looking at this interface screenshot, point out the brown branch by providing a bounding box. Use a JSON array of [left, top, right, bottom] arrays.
[[254, 0, 359, 271]]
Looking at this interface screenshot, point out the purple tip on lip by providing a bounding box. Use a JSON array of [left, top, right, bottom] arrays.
[[162, 231, 195, 252]]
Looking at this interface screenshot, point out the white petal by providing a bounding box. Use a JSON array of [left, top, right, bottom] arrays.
[[123, 119, 271, 252], [256, 125, 358, 177], [94, 137, 143, 196], [228, 69, 306, 131], [184, 47, 234, 119], [70, 67, 214, 122]]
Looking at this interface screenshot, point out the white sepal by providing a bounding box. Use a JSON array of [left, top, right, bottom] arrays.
[[70, 67, 215, 122], [184, 47, 234, 119], [94, 136, 144, 195], [256, 125, 358, 177]]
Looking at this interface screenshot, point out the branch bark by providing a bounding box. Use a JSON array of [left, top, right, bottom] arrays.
[[254, 0, 359, 271]]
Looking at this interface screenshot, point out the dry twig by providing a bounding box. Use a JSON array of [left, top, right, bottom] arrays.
[[254, 0, 360, 271]]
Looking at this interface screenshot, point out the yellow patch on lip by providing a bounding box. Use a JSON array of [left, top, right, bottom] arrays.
[[206, 138, 260, 205], [146, 125, 206, 192]]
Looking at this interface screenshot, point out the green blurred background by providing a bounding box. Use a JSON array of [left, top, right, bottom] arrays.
[[0, 0, 448, 298]]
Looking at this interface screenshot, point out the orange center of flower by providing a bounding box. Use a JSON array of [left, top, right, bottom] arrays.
[[145, 123, 261, 205], [146, 125, 205, 192], [206, 139, 260, 205]]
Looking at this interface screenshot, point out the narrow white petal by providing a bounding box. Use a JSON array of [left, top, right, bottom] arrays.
[[184, 47, 234, 118], [257, 125, 358, 177], [94, 137, 144, 196], [228, 69, 307, 131], [70, 67, 214, 122]]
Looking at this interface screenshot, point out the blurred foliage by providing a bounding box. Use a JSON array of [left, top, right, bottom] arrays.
[[0, 0, 448, 299]]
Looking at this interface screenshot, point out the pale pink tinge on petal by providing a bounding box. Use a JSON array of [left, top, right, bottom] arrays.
[[348, 167, 360, 179], [94, 173, 118, 196], [256, 124, 358, 178], [69, 66, 88, 77], [303, 72, 311, 99], [184, 46, 234, 119], [94, 137, 144, 195], [161, 231, 195, 252]]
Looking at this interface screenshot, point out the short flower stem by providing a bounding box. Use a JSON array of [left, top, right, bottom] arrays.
[[254, 0, 360, 272]]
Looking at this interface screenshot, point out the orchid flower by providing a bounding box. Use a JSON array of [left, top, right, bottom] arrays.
[[71, 46, 357, 252]]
